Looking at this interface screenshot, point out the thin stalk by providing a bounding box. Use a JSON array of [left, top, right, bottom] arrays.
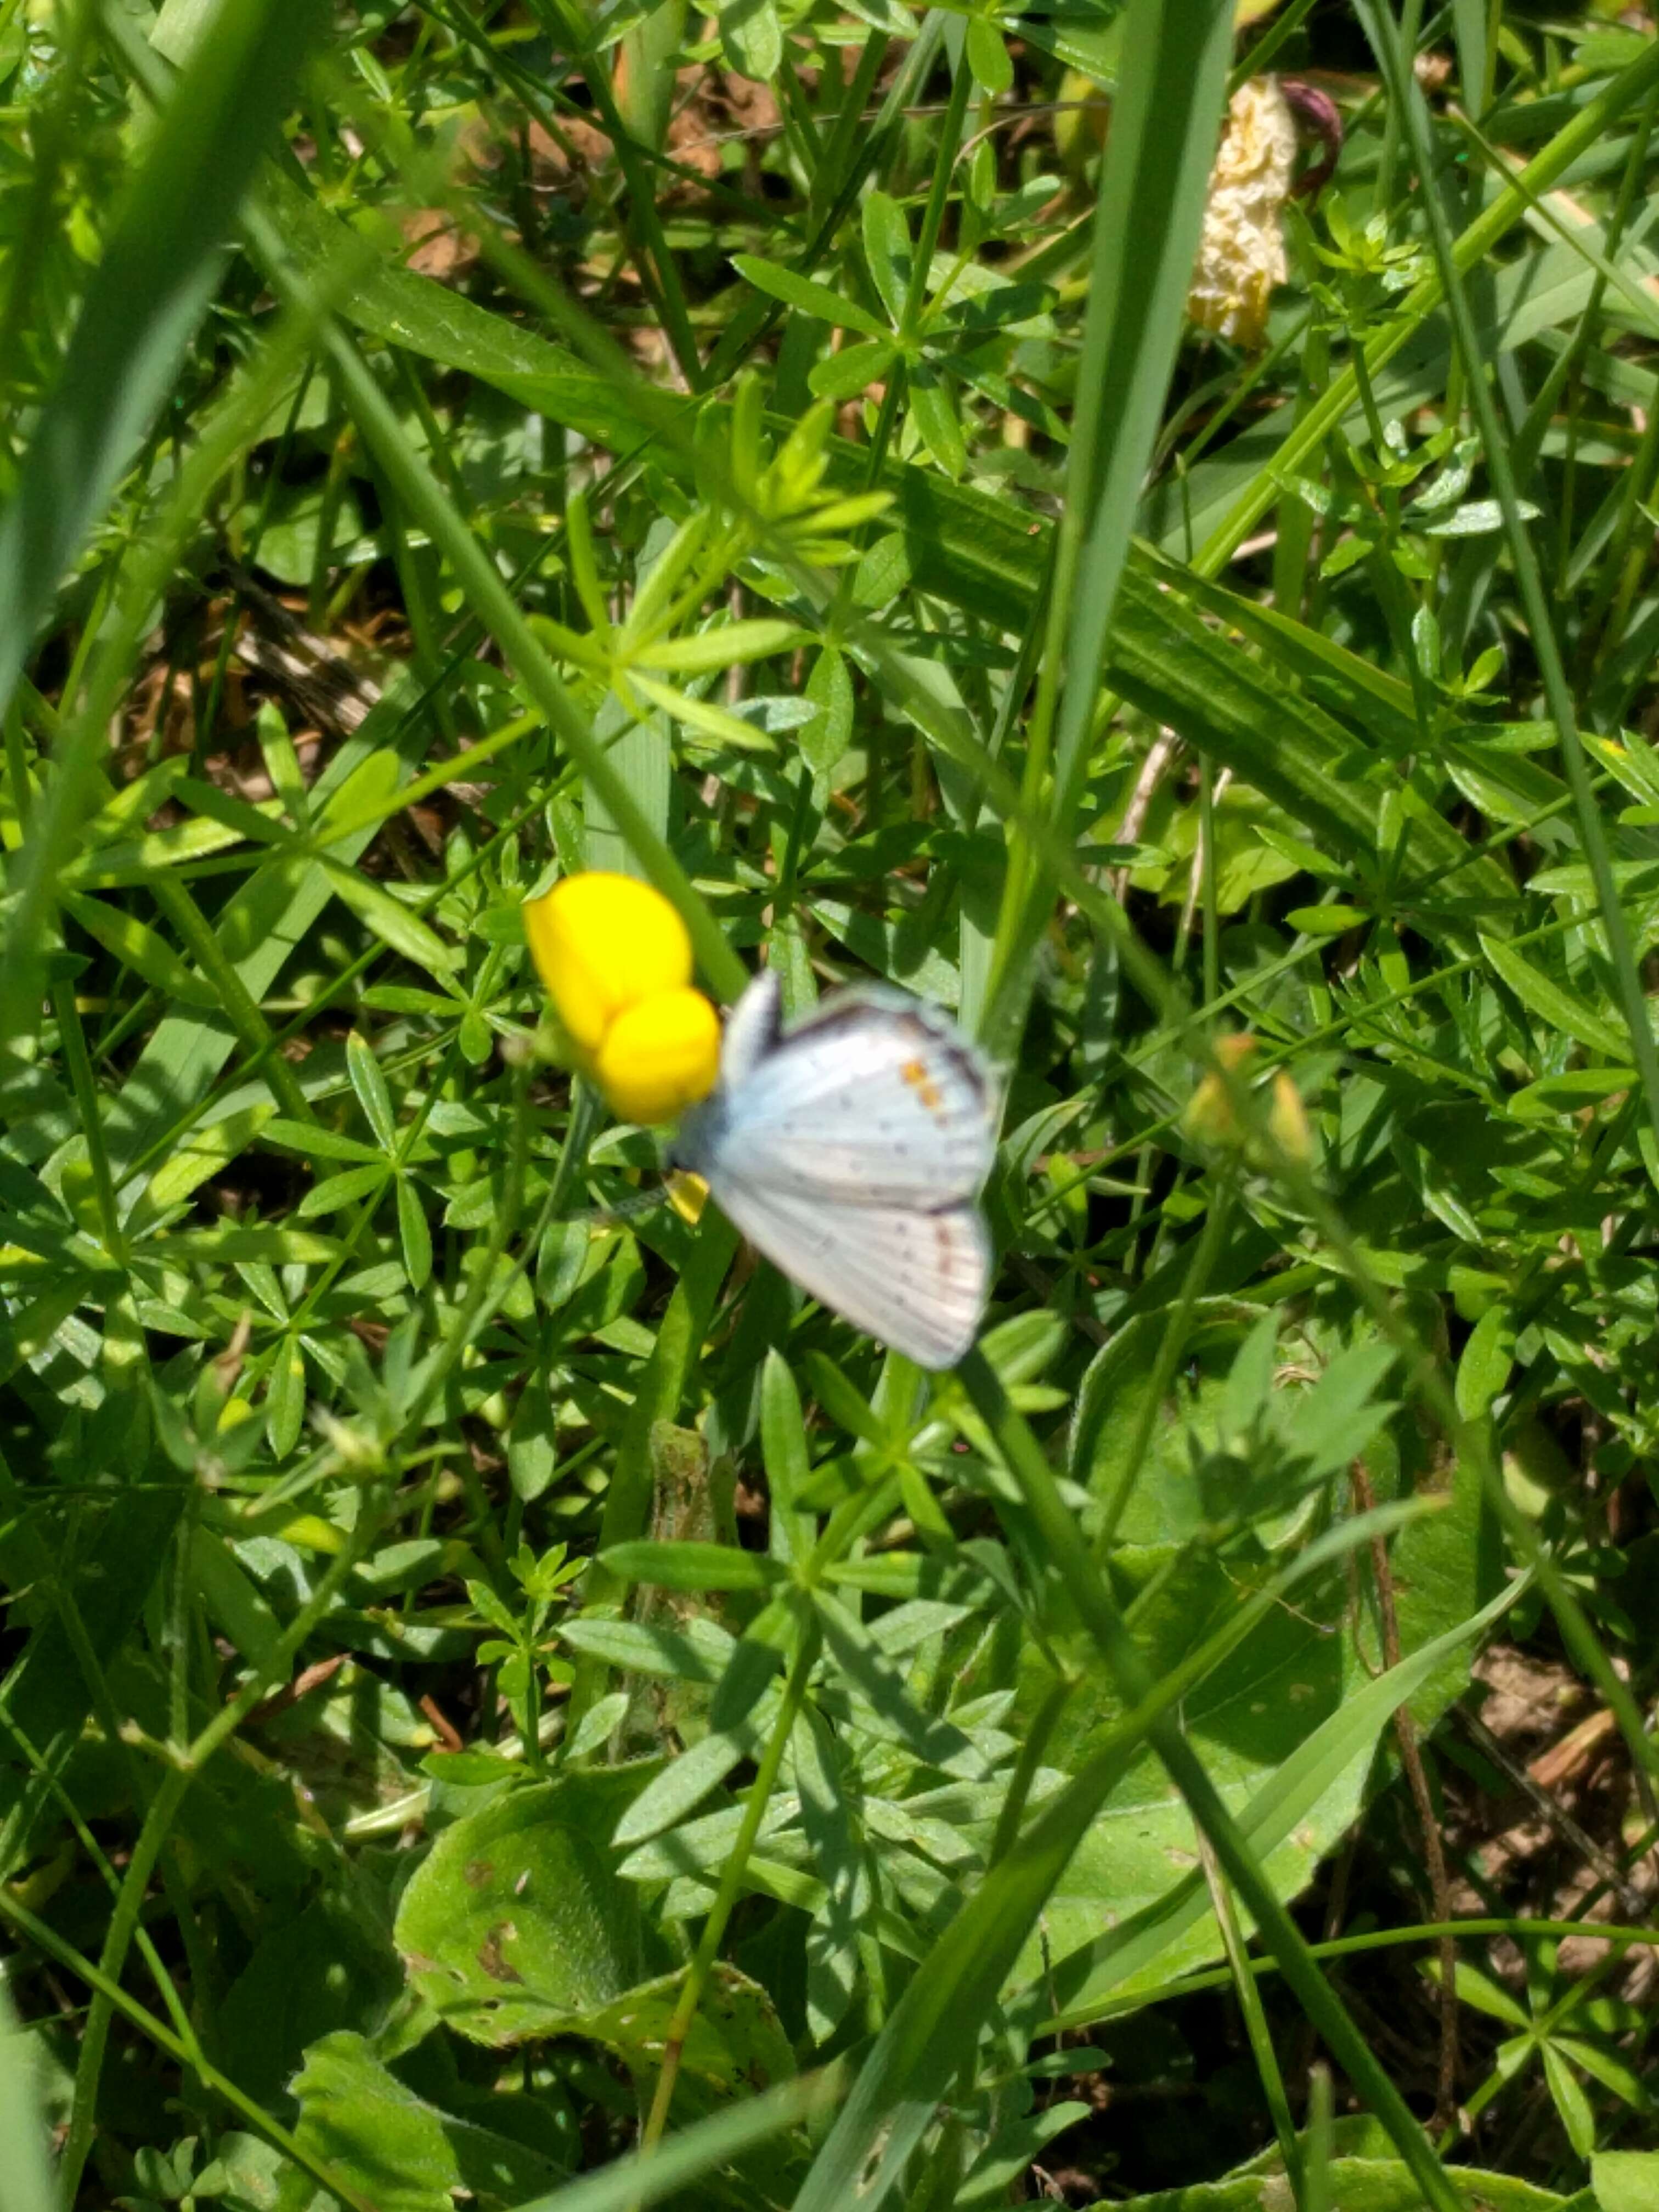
[[0, 1700, 200, 2057], [1200, 1835, 1305, 2202], [638, 1618, 820, 2157], [1372, 0, 1425, 212], [1306, 2066, 1334, 2212], [296, 312, 744, 1002], [1359, 0, 1659, 1388], [534, 0, 704, 386], [811, 33, 888, 230], [988, 1668, 1076, 1868], [1197, 33, 1659, 573], [961, 1348, 1466, 2212], [1053, 1916, 1659, 2032], [857, 53, 973, 490], [49, 978, 126, 1265], [1093, 1182, 1234, 1553], [1199, 755, 1220, 1008], [0, 1887, 377, 2212], [147, 872, 315, 1124], [58, 1488, 402, 2203]]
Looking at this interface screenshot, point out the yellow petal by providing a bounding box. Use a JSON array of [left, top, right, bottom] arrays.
[[595, 988, 721, 1126], [522, 873, 692, 1052]]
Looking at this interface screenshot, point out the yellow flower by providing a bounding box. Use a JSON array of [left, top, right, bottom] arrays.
[[523, 872, 694, 1051], [595, 989, 721, 1126], [522, 872, 721, 1126]]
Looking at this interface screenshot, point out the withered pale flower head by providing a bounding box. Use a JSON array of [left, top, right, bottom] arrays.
[[1188, 76, 1298, 351]]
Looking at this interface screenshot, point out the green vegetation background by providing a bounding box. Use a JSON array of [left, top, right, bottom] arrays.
[[3, 2, 1659, 2208]]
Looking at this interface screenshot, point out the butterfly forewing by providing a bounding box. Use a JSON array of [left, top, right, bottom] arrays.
[[702, 988, 995, 1207]]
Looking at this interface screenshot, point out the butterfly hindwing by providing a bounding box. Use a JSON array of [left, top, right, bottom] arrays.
[[709, 1173, 990, 1371]]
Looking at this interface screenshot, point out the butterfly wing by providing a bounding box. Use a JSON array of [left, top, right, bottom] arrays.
[[697, 988, 996, 1207], [673, 979, 998, 1365], [717, 968, 785, 1092], [708, 1173, 990, 1370]]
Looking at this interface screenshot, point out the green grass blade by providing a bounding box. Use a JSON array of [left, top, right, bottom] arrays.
[[0, 1972, 55, 2212], [0, 0, 330, 719], [790, 1495, 1438, 2211], [1045, 0, 1234, 798], [296, 314, 744, 1002], [960, 1350, 1468, 2212]]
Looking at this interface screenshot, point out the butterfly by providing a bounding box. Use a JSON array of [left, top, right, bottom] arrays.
[[670, 968, 997, 1370]]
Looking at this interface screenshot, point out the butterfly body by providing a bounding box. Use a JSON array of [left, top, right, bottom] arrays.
[[671, 970, 996, 1369]]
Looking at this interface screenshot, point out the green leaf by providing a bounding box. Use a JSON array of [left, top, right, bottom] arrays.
[[628, 676, 781, 753], [599, 1539, 785, 1592], [258, 1117, 383, 1165], [1285, 905, 1374, 935], [635, 619, 804, 674], [579, 1962, 795, 2103], [297, 1163, 391, 1218], [761, 1349, 814, 1563], [60, 891, 220, 1008], [802, 1352, 885, 1444], [168, 1224, 344, 1264], [720, 0, 782, 80], [1043, 1577, 1519, 2023], [1108, 2152, 1586, 2212], [323, 860, 460, 977], [0, 0, 333, 720], [397, 1176, 433, 1291], [141, 1101, 278, 1215], [1045, 0, 1235, 803], [347, 1030, 399, 1154], [729, 256, 889, 339], [1457, 1306, 1516, 1421], [393, 1775, 659, 2045], [191, 1527, 283, 1671], [0, 1978, 56, 2212], [1593, 2152, 1659, 2212], [813, 1596, 990, 1778], [1425, 496, 1542, 537], [808, 339, 901, 404], [909, 373, 968, 481], [862, 191, 912, 328], [218, 1889, 406, 2112], [1480, 933, 1631, 1062], [803, 644, 855, 775], [265, 1335, 307, 1458], [559, 1615, 735, 1684], [611, 1720, 766, 1847], [1542, 2041, 1598, 2160], [291, 2032, 569, 2212], [967, 16, 1014, 93]]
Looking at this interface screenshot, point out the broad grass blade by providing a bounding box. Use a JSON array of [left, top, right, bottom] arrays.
[[0, 0, 331, 719]]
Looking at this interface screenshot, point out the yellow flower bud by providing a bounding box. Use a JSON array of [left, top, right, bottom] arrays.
[[522, 873, 693, 1053], [594, 988, 721, 1126], [1183, 1035, 1312, 1167]]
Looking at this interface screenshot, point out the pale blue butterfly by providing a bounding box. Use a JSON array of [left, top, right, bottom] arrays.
[[671, 968, 996, 1369]]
